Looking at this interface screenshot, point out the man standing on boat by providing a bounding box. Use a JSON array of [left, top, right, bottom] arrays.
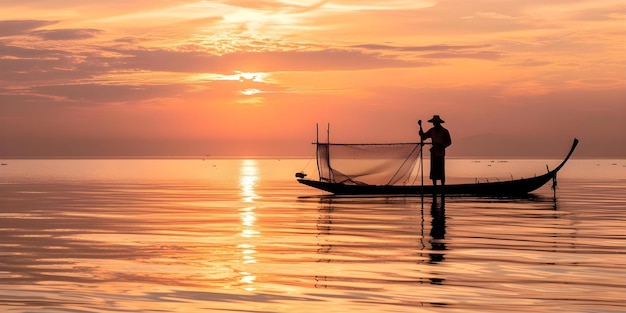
[[419, 115, 452, 187]]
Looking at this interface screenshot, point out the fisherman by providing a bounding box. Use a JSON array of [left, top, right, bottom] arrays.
[[419, 115, 452, 187]]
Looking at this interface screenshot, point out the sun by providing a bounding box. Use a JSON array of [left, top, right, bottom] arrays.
[[241, 88, 261, 96], [236, 72, 268, 97]]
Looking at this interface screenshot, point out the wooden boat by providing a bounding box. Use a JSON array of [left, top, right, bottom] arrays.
[[296, 138, 578, 196]]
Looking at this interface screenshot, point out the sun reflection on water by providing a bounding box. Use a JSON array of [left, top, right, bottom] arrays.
[[240, 160, 258, 203], [238, 160, 259, 291]]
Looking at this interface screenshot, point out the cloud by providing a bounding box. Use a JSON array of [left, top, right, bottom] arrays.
[[1, 37, 433, 89], [350, 43, 492, 52], [569, 3, 626, 21], [422, 50, 502, 60], [29, 83, 191, 104], [0, 42, 65, 58], [100, 47, 433, 73], [0, 43, 102, 84], [218, 49, 432, 71], [350, 43, 501, 60], [0, 19, 57, 37], [507, 58, 552, 67], [0, 93, 58, 116], [30, 28, 102, 40]]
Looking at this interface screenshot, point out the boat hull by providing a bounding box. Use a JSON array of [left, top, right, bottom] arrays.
[[297, 172, 555, 196]]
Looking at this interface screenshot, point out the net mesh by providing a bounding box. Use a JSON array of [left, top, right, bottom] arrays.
[[317, 143, 423, 186]]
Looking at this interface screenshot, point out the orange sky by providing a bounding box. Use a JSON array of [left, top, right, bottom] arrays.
[[1, 1, 624, 157]]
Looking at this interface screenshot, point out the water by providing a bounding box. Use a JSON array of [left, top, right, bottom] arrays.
[[1, 158, 625, 312]]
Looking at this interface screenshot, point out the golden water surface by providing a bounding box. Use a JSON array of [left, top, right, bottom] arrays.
[[0, 159, 624, 312]]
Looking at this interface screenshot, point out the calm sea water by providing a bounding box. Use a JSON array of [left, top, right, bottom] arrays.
[[0, 158, 625, 313]]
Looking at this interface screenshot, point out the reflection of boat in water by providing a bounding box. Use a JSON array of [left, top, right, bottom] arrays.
[[297, 131, 578, 196]]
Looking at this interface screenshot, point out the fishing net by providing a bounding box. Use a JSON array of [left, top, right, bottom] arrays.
[[317, 143, 423, 186]]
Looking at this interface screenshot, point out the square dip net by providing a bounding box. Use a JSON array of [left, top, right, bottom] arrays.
[[316, 142, 424, 186]]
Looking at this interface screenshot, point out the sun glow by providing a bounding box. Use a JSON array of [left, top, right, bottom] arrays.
[[237, 72, 268, 98]]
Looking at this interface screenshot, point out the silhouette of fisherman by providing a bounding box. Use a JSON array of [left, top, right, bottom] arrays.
[[419, 115, 452, 190]]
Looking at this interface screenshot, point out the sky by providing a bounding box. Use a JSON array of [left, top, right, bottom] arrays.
[[1, 0, 625, 158]]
